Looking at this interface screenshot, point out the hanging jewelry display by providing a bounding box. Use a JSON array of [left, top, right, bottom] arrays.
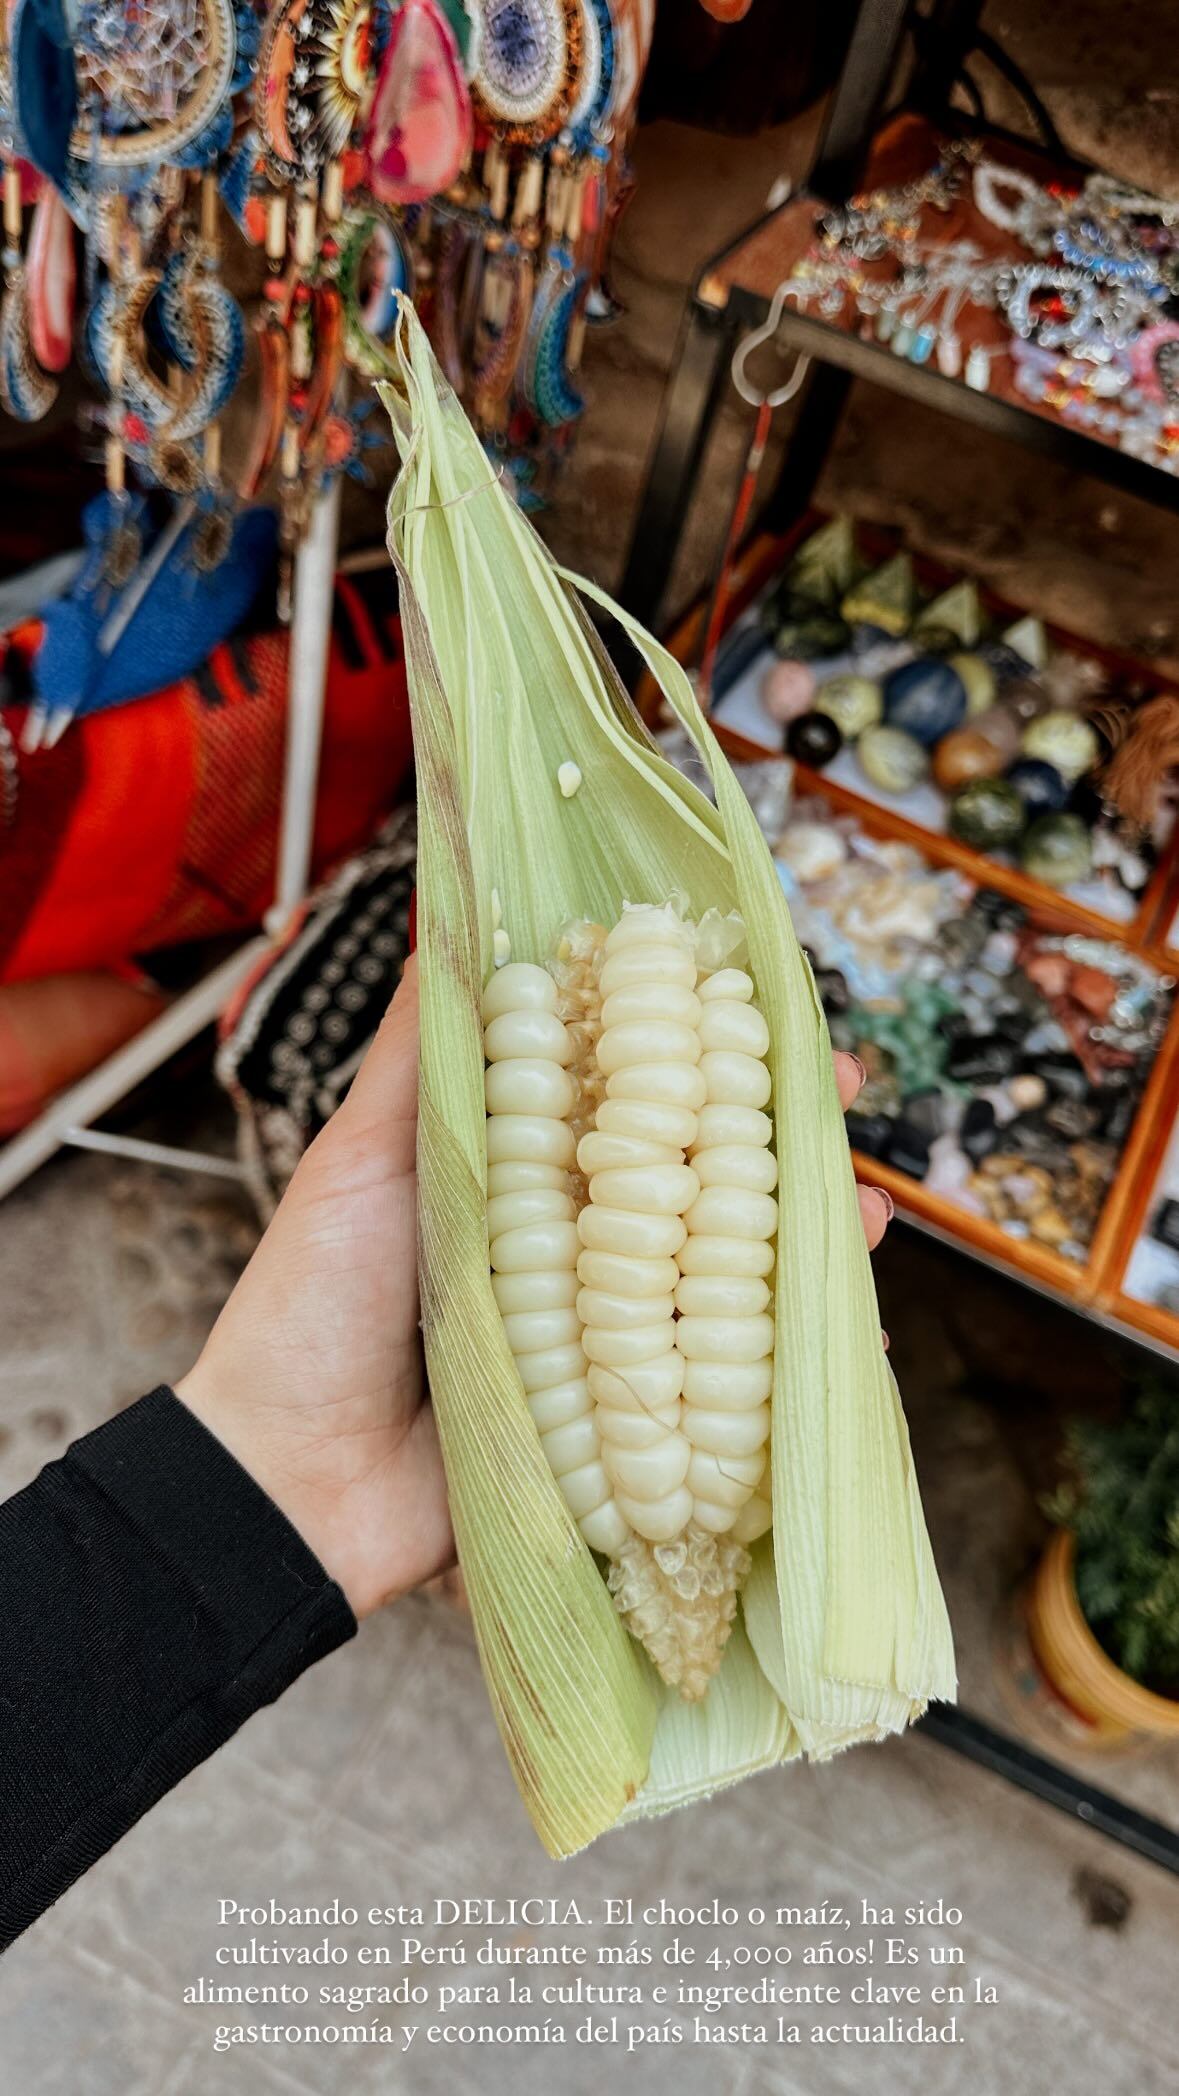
[[0, 0, 654, 696], [775, 134, 1179, 477]]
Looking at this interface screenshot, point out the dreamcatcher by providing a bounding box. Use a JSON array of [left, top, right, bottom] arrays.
[[0, 0, 653, 739]]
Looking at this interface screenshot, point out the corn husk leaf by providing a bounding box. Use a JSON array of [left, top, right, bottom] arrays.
[[380, 301, 955, 1857]]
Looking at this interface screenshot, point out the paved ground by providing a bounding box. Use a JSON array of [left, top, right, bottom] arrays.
[[2, 1051, 1176, 2096], [6, 5, 1179, 2085]]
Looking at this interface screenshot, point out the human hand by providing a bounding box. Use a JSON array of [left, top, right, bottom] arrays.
[[179, 964, 891, 1618]]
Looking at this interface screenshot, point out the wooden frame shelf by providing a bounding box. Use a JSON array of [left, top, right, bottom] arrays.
[[642, 518, 1179, 1358]]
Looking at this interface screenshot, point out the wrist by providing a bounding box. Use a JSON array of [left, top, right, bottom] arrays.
[[173, 1364, 369, 1618]]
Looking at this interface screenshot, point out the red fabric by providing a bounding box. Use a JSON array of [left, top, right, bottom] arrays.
[[1, 591, 411, 983]]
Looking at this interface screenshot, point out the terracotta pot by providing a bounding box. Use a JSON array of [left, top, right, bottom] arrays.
[[1025, 1530, 1179, 1746]]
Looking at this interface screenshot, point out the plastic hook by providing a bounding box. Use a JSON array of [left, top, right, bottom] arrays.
[[730, 279, 811, 408]]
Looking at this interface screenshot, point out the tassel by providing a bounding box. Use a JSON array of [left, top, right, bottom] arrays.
[[1101, 692, 1179, 827]]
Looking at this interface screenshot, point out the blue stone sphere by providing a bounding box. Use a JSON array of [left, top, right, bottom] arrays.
[[883, 657, 968, 745], [1005, 757, 1069, 817]]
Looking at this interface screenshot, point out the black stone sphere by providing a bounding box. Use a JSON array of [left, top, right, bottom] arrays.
[[785, 710, 844, 769]]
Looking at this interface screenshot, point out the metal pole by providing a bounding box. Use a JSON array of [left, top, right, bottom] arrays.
[[60, 1126, 248, 1182], [269, 474, 342, 934]]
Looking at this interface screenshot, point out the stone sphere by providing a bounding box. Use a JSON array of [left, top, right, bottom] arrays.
[[814, 673, 883, 740], [950, 652, 998, 717], [761, 657, 817, 725], [932, 726, 1004, 792], [883, 657, 968, 745], [785, 710, 843, 769], [1021, 812, 1094, 887], [1005, 757, 1070, 817], [948, 776, 1027, 850], [856, 722, 929, 793], [1020, 710, 1100, 783]]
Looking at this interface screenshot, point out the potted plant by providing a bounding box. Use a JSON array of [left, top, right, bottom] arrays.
[[1027, 1382, 1179, 1745]]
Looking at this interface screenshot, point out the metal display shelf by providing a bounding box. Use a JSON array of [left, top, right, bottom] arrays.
[[619, 0, 1179, 633], [918, 1707, 1179, 1876], [621, 0, 1179, 1880]]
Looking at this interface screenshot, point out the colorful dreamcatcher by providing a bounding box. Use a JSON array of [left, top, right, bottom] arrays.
[[0, 0, 654, 703], [472, 0, 583, 147]]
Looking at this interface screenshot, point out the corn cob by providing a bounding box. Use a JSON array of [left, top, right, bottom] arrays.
[[381, 299, 955, 1861], [484, 904, 780, 1699]]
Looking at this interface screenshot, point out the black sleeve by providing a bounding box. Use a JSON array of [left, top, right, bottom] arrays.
[[0, 1386, 356, 1951]]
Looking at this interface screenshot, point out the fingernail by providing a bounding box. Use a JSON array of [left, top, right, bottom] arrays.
[[848, 1054, 867, 1088], [881, 1329, 890, 1352], [873, 1187, 895, 1222]]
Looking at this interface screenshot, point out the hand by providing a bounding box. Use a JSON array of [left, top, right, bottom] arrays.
[[179, 965, 891, 1618]]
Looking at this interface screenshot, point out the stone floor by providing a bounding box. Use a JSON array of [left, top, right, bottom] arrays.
[[7, 3, 1179, 2085]]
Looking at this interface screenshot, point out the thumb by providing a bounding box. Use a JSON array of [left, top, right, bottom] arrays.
[[330, 952, 420, 1173]]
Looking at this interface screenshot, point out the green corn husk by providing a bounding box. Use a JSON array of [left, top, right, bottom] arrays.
[[380, 302, 955, 1857]]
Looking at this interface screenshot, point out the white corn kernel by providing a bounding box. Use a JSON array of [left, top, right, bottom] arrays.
[[677, 1233, 774, 1278], [577, 1205, 687, 1259], [614, 1486, 694, 1544], [486, 1160, 569, 1196], [607, 1061, 708, 1113], [686, 1448, 765, 1509], [482, 960, 556, 1020], [576, 1287, 677, 1330], [484, 1008, 575, 1065], [486, 1186, 575, 1239], [576, 1130, 679, 1174], [588, 1356, 685, 1411], [698, 1050, 772, 1111], [673, 1274, 770, 1318], [588, 1163, 700, 1216], [559, 1458, 616, 1520], [596, 1096, 700, 1149], [676, 1313, 776, 1363], [582, 1319, 679, 1369], [492, 1268, 578, 1313], [685, 1185, 779, 1241], [577, 1248, 681, 1298], [602, 1435, 691, 1500], [601, 982, 701, 1031], [681, 1403, 771, 1457], [697, 1001, 770, 1058], [731, 1491, 773, 1543], [580, 1500, 630, 1555], [595, 1019, 700, 1077], [527, 1376, 593, 1432], [486, 1058, 577, 1119], [596, 1404, 681, 1448], [689, 1103, 772, 1153], [516, 1340, 591, 1393], [540, 1413, 602, 1475], [486, 1114, 575, 1167], [692, 1145, 778, 1193], [500, 1307, 583, 1354], [490, 1220, 581, 1272], [697, 968, 754, 1004], [683, 1358, 773, 1408]]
